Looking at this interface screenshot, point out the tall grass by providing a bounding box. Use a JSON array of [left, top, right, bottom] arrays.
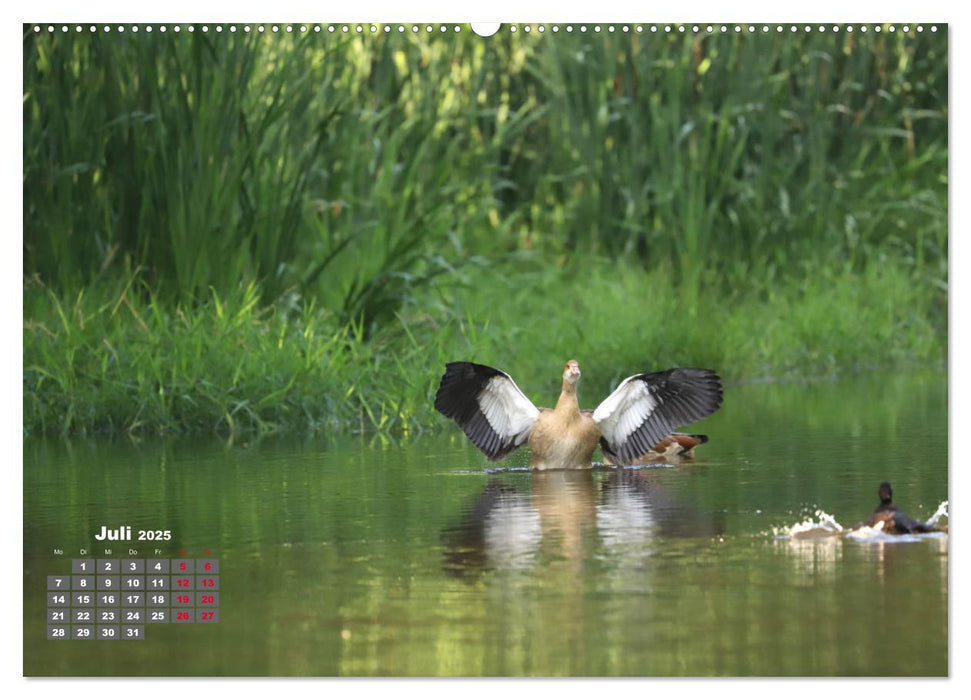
[[525, 30, 947, 300], [23, 28, 530, 326], [24, 27, 946, 310], [22, 25, 948, 436], [23, 273, 390, 436]]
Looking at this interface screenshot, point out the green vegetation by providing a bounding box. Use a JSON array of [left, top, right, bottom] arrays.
[[23, 25, 947, 436]]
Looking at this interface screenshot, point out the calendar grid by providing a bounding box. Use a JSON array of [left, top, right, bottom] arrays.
[[47, 556, 220, 640]]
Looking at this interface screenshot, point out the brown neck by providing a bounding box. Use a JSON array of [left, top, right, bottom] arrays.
[[554, 379, 580, 416]]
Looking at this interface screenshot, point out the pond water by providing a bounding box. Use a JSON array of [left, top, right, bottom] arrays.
[[23, 372, 948, 676]]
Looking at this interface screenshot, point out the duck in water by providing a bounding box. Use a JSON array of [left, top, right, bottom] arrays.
[[858, 482, 936, 534]]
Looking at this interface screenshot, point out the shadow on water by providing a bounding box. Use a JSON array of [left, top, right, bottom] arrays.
[[441, 468, 725, 581]]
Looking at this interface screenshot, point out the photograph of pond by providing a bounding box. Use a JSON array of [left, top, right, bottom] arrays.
[[22, 21, 947, 677]]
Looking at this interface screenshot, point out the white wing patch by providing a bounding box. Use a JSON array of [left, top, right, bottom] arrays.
[[477, 374, 541, 445], [592, 375, 660, 445]]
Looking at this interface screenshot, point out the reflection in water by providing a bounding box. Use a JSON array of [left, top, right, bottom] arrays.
[[775, 532, 845, 584], [530, 471, 598, 571], [772, 505, 949, 582], [599, 468, 726, 539], [23, 372, 948, 676], [440, 480, 541, 577], [441, 468, 724, 580]]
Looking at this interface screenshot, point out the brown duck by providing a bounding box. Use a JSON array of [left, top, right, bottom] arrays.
[[859, 482, 936, 534], [434, 360, 723, 470]]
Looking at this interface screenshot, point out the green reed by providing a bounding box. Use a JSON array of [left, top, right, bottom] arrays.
[[22, 25, 947, 436], [25, 27, 946, 309]]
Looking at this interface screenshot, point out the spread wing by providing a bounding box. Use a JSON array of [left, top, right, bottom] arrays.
[[434, 362, 541, 461], [593, 368, 723, 464]]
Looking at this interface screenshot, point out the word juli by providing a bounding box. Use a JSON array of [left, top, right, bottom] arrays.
[[94, 526, 172, 541]]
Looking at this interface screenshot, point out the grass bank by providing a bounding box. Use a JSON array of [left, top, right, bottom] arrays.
[[22, 26, 947, 436], [23, 254, 943, 437]]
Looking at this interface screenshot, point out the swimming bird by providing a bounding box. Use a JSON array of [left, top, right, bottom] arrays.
[[434, 360, 723, 470], [857, 481, 935, 535], [859, 481, 936, 534]]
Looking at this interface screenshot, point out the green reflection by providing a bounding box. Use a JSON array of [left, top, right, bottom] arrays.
[[24, 373, 946, 676]]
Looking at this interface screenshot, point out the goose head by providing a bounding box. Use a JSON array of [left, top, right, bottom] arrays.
[[563, 359, 581, 385]]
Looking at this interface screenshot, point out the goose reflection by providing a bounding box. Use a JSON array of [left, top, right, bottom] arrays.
[[441, 468, 724, 579]]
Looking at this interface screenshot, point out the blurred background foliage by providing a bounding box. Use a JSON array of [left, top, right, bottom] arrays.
[[22, 25, 948, 435]]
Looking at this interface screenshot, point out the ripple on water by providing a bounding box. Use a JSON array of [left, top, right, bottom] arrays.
[[452, 461, 680, 476]]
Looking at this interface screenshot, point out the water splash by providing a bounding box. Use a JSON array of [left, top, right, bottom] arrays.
[[772, 509, 844, 540], [925, 500, 949, 526], [772, 502, 948, 542], [844, 522, 888, 541]]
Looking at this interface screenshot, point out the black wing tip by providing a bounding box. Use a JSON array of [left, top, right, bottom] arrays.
[[442, 360, 504, 376], [610, 368, 724, 462], [675, 366, 724, 392], [434, 361, 502, 418], [649, 367, 725, 409], [641, 366, 724, 385], [434, 361, 523, 461]]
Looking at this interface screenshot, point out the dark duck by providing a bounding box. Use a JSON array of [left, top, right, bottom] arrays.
[[859, 482, 936, 534]]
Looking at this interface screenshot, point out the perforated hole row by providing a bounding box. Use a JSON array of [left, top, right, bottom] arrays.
[[30, 24, 939, 35]]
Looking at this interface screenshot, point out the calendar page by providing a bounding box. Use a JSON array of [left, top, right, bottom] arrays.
[[22, 17, 949, 679]]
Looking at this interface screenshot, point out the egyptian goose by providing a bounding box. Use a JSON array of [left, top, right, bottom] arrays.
[[434, 360, 723, 470], [858, 482, 936, 534]]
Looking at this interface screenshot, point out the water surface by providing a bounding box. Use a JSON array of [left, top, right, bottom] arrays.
[[23, 372, 948, 676]]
